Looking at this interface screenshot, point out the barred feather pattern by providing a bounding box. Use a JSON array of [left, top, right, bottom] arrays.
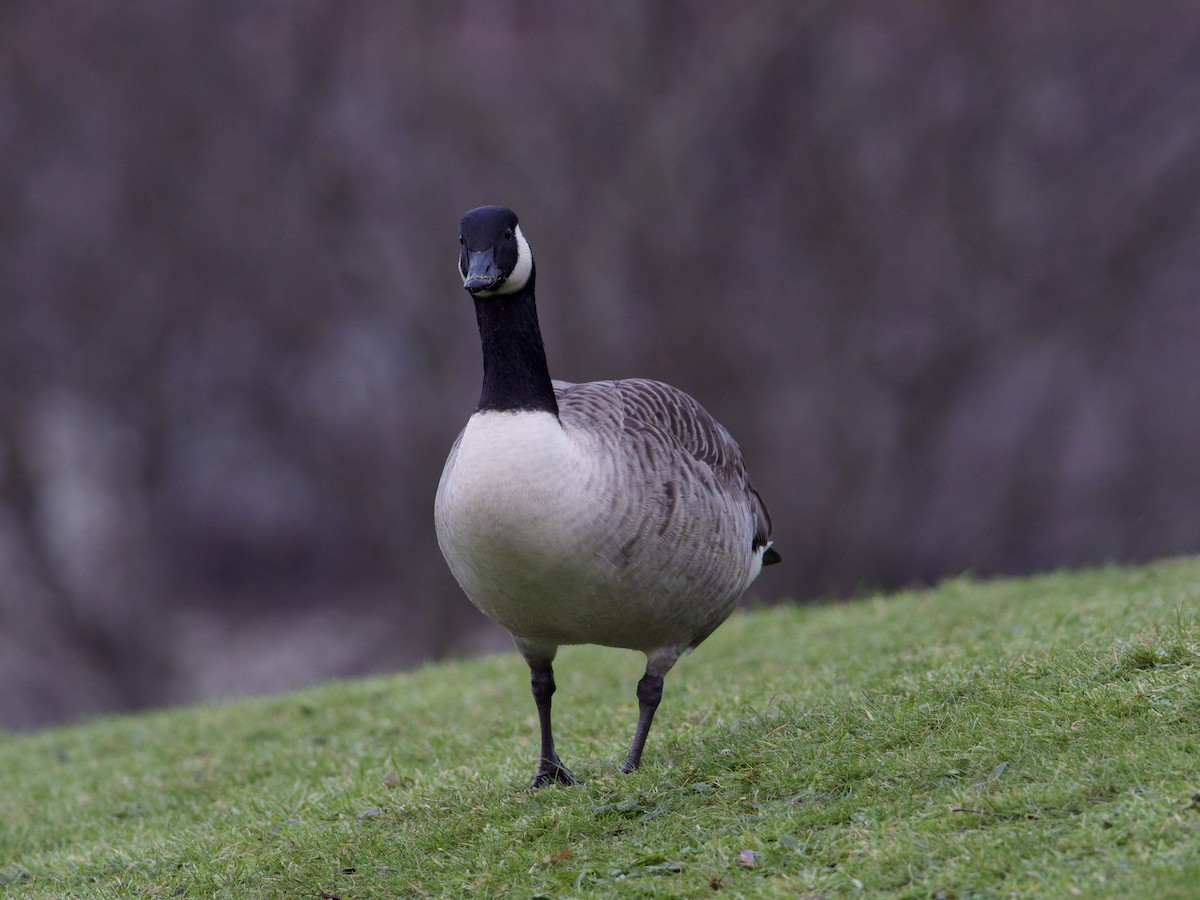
[[556, 378, 773, 556], [435, 377, 773, 662]]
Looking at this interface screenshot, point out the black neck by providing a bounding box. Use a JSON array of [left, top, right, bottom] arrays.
[[473, 272, 559, 415]]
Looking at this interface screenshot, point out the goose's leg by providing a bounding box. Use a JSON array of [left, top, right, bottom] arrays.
[[527, 658, 578, 788], [620, 670, 665, 773]]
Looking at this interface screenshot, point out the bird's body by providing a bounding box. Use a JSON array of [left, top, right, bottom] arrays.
[[435, 205, 778, 787], [437, 378, 768, 658]]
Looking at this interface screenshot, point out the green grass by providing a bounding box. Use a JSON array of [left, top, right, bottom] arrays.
[[2, 558, 1200, 898]]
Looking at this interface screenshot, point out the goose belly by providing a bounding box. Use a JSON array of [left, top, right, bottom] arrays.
[[434, 412, 750, 651]]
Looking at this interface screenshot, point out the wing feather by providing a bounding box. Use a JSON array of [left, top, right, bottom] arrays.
[[553, 378, 773, 553]]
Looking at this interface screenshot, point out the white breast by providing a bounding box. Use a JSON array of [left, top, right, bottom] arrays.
[[435, 405, 758, 656], [435, 412, 600, 638]]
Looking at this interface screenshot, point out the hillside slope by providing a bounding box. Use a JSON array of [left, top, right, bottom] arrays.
[[2, 558, 1198, 897]]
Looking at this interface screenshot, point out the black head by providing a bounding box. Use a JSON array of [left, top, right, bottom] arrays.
[[458, 205, 533, 296]]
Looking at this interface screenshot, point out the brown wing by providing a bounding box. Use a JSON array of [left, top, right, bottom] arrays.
[[554, 378, 773, 555]]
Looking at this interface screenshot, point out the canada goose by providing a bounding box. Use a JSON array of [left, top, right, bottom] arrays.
[[435, 205, 779, 788]]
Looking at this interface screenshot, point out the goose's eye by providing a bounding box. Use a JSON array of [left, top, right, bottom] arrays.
[[504, 228, 514, 241]]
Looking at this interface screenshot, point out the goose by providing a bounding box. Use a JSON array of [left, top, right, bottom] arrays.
[[435, 205, 780, 788]]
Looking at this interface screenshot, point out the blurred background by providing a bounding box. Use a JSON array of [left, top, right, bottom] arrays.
[[3, 2, 1199, 729]]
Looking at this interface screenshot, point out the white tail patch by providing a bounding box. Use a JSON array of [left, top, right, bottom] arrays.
[[744, 541, 772, 590]]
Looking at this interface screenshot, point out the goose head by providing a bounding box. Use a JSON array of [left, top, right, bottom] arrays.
[[458, 205, 534, 296]]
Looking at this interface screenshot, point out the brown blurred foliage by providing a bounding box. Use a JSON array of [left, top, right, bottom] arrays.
[[2, 2, 1199, 727]]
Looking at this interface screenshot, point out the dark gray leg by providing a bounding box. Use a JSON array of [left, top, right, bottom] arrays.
[[620, 671, 665, 773], [528, 660, 578, 789]]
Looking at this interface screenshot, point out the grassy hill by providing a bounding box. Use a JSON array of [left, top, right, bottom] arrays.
[[2, 558, 1199, 898]]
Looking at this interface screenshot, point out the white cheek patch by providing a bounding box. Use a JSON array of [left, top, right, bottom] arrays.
[[459, 225, 533, 296], [495, 225, 532, 294]]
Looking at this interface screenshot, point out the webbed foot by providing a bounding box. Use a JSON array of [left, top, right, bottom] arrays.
[[530, 755, 580, 789]]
